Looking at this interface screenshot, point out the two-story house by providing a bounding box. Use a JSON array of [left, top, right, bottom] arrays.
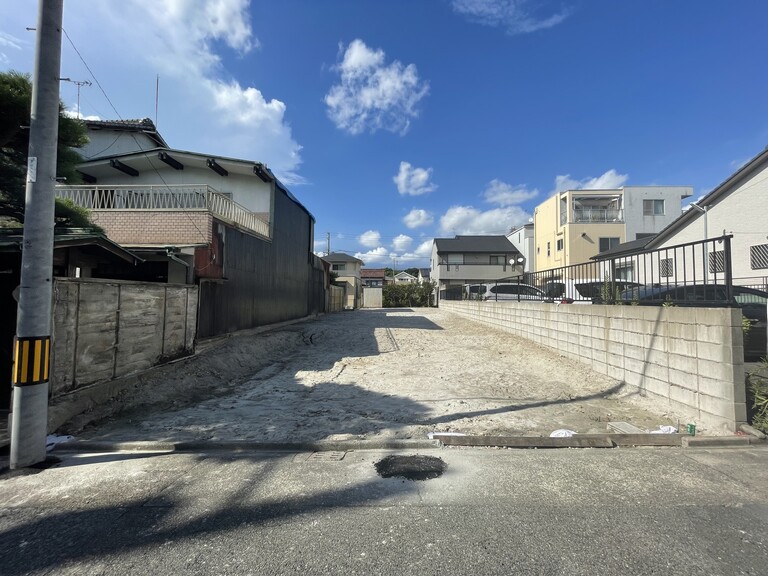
[[361, 268, 387, 288], [55, 119, 324, 337], [533, 185, 693, 271], [430, 235, 525, 302], [323, 252, 364, 309]]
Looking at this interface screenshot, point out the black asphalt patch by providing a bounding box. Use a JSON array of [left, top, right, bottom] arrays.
[[374, 454, 446, 481]]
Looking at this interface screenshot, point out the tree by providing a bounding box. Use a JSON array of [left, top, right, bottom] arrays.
[[0, 70, 95, 228], [405, 267, 420, 277], [383, 281, 435, 308]]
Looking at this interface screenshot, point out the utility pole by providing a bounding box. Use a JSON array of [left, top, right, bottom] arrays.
[[11, 0, 63, 469], [326, 232, 330, 256]]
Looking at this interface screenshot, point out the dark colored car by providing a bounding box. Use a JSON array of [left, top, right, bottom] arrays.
[[620, 284, 767, 360], [544, 279, 644, 303]]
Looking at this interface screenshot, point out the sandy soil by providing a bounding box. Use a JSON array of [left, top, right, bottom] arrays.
[[73, 308, 683, 443]]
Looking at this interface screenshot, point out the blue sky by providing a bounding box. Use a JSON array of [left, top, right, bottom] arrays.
[[2, 0, 767, 267]]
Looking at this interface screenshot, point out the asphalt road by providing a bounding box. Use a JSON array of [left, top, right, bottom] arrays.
[[1, 445, 766, 575]]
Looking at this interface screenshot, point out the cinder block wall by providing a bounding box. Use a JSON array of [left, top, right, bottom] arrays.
[[440, 300, 746, 431]]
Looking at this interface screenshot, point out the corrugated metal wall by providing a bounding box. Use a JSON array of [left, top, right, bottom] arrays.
[[197, 188, 325, 338]]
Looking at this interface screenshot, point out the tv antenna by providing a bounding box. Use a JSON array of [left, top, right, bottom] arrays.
[[59, 77, 91, 117]]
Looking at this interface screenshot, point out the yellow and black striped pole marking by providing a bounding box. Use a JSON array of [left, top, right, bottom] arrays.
[[12, 336, 51, 386]]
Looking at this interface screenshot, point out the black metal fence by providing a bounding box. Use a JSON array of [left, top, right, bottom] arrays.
[[443, 235, 751, 306]]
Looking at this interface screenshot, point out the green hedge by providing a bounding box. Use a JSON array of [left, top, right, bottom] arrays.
[[383, 281, 435, 308]]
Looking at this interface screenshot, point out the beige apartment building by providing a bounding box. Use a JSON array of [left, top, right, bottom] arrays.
[[533, 186, 692, 270]]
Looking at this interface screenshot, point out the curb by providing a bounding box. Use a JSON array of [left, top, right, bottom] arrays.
[[681, 435, 763, 448], [51, 438, 442, 454]]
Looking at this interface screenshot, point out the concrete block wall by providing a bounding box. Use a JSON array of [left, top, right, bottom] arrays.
[[91, 210, 212, 246], [440, 300, 747, 431]]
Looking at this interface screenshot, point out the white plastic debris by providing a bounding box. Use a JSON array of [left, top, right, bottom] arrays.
[[46, 434, 74, 451], [427, 432, 467, 439], [549, 429, 577, 438], [649, 425, 678, 434]]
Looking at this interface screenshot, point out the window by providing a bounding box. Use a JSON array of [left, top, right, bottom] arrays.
[[447, 253, 463, 264], [489, 255, 504, 265], [547, 242, 551, 257], [615, 263, 634, 281], [660, 258, 674, 277], [556, 239, 563, 251], [708, 250, 725, 274], [643, 199, 665, 216], [751, 244, 768, 270], [599, 237, 620, 252], [332, 263, 346, 271]]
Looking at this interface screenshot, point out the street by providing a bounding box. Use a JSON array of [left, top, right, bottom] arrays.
[[0, 445, 766, 575], [2, 308, 765, 574]]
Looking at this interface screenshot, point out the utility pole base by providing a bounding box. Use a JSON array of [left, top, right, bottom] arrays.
[[10, 383, 50, 469]]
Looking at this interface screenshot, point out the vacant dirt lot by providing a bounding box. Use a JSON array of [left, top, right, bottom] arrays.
[[74, 308, 682, 443]]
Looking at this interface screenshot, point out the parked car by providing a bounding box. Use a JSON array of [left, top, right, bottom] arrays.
[[465, 282, 550, 302], [620, 284, 767, 360], [543, 279, 644, 303]]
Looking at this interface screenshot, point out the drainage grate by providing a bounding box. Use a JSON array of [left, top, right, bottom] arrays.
[[374, 455, 446, 481], [293, 451, 346, 463]]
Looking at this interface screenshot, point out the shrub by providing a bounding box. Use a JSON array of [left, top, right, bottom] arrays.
[[746, 359, 768, 433], [383, 281, 435, 308]]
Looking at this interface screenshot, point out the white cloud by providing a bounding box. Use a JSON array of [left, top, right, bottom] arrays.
[[0, 1, 305, 184], [452, 0, 571, 35], [0, 31, 24, 65], [483, 179, 538, 206], [403, 209, 434, 229], [553, 169, 628, 193], [325, 39, 429, 135], [414, 239, 434, 257], [394, 161, 437, 196], [313, 239, 327, 254], [358, 230, 381, 248], [439, 205, 531, 235], [392, 234, 413, 252], [354, 247, 390, 264]]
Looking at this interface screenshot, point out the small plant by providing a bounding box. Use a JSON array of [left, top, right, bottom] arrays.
[[746, 359, 768, 433], [742, 314, 752, 337], [661, 295, 676, 307]]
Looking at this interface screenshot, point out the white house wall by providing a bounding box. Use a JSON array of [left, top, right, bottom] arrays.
[[653, 169, 768, 282], [91, 165, 273, 214], [622, 186, 692, 240], [81, 131, 159, 160]]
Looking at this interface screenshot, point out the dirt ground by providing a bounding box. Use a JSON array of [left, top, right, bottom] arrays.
[[72, 308, 686, 443]]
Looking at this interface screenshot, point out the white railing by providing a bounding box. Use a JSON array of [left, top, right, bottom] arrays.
[[56, 184, 270, 238]]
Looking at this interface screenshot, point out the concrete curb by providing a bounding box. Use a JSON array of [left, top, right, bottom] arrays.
[[681, 435, 764, 448], [51, 439, 442, 454]]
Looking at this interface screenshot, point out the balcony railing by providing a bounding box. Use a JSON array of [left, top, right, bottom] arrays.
[[55, 184, 270, 238], [570, 208, 623, 223]]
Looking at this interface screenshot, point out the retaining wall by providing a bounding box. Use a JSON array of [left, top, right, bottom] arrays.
[[440, 300, 746, 431]]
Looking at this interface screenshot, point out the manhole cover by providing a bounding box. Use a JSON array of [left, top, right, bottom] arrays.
[[374, 455, 446, 481], [292, 451, 346, 462]]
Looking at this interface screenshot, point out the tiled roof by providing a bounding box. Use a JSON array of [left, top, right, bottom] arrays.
[[323, 252, 364, 264], [85, 118, 168, 147], [433, 235, 518, 253], [361, 268, 387, 278]]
